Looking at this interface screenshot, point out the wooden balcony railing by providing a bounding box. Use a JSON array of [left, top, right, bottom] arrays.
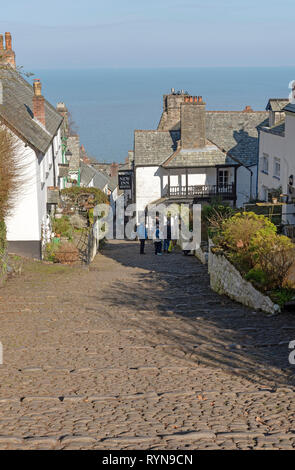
[[168, 183, 235, 199]]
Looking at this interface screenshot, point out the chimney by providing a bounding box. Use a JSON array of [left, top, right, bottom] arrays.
[[5, 32, 12, 50], [0, 32, 16, 67], [32, 79, 46, 127], [110, 162, 119, 177], [243, 105, 253, 112], [181, 95, 206, 149]]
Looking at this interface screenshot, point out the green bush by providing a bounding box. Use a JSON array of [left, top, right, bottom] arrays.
[[250, 231, 295, 290], [61, 186, 109, 206], [270, 288, 295, 308], [44, 241, 59, 262], [52, 216, 73, 240], [214, 211, 277, 273], [202, 203, 235, 239], [245, 268, 268, 288]]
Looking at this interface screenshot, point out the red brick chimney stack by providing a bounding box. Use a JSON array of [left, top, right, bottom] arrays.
[[181, 95, 206, 149], [5, 32, 12, 50], [33, 79, 46, 127], [110, 162, 119, 177], [0, 32, 16, 67]]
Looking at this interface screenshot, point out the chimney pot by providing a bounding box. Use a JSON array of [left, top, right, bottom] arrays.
[[5, 32, 12, 50], [33, 79, 42, 96]]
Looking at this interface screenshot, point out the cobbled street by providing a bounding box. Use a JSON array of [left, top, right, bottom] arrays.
[[0, 240, 295, 450]]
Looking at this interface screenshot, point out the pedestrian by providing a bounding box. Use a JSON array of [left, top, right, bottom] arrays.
[[163, 219, 172, 253], [137, 221, 147, 254], [153, 225, 163, 255]]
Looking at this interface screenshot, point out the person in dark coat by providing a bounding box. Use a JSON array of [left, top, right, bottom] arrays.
[[163, 219, 172, 253], [137, 222, 147, 254]]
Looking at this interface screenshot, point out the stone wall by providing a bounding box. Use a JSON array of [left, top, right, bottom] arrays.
[[208, 248, 280, 315], [195, 246, 208, 265]]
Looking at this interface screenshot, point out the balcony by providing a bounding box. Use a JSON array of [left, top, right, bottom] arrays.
[[167, 183, 236, 200]]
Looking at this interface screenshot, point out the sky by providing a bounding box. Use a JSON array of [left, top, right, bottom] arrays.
[[0, 0, 294, 69]]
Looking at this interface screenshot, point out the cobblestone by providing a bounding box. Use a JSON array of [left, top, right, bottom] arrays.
[[0, 240, 295, 449]]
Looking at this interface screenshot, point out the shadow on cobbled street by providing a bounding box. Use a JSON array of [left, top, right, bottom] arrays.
[[99, 240, 295, 389]]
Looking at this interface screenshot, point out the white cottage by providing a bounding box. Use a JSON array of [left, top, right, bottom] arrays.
[[0, 33, 64, 258], [258, 97, 295, 224], [130, 90, 268, 220]]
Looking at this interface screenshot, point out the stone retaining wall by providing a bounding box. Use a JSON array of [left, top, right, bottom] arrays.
[[195, 247, 208, 265], [208, 248, 280, 315]]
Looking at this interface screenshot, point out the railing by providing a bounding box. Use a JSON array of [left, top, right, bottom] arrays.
[[168, 183, 235, 199]]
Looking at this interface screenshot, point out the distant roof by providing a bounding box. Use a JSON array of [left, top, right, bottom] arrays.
[[80, 162, 110, 190], [108, 175, 118, 191], [266, 99, 289, 112], [162, 142, 238, 168], [0, 66, 63, 153]]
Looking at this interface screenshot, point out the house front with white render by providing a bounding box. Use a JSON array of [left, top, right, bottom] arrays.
[[0, 33, 64, 258], [258, 96, 295, 224], [132, 90, 268, 220]]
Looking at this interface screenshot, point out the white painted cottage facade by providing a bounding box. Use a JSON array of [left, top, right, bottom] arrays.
[[0, 34, 64, 258], [258, 97, 295, 224], [129, 90, 268, 221]]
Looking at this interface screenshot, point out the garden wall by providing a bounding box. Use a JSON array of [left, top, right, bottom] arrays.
[[208, 247, 280, 314]]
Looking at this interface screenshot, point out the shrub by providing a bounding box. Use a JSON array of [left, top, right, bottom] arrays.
[[0, 127, 22, 278], [52, 216, 73, 240], [245, 268, 268, 288], [202, 203, 235, 239], [61, 186, 109, 206], [270, 288, 295, 308], [250, 231, 295, 290], [54, 241, 79, 264], [215, 212, 277, 273], [44, 241, 59, 262]]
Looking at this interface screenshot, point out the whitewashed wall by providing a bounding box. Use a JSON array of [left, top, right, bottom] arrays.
[[6, 126, 63, 247], [258, 131, 285, 200]]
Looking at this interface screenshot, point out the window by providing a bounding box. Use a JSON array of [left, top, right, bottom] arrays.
[[274, 158, 280, 179], [262, 153, 269, 174], [218, 170, 229, 188]]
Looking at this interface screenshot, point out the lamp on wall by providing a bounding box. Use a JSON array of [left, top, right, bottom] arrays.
[[65, 149, 72, 164]]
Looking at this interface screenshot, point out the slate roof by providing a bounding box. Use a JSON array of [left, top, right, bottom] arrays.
[[108, 175, 118, 192], [134, 111, 268, 168], [206, 112, 268, 166], [80, 162, 110, 190], [0, 66, 63, 154], [162, 142, 238, 168], [266, 99, 289, 112], [261, 120, 285, 137], [134, 130, 180, 166], [284, 103, 295, 114]]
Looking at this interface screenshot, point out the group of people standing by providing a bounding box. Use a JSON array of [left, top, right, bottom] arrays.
[[137, 219, 172, 256]]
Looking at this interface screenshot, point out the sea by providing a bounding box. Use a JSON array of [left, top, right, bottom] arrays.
[[33, 67, 295, 163]]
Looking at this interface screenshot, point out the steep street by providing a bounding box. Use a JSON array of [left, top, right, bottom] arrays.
[[0, 240, 295, 450]]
